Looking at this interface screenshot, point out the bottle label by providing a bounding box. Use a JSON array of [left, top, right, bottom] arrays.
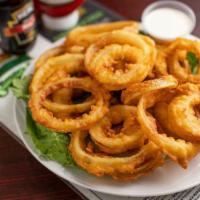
[[3, 2, 36, 46]]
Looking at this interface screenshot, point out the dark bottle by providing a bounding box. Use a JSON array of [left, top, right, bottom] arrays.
[[0, 0, 37, 54]]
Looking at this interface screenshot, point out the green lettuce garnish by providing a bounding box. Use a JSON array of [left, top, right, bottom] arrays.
[[12, 76, 75, 167], [26, 110, 75, 166], [187, 51, 199, 74], [11, 75, 30, 100]]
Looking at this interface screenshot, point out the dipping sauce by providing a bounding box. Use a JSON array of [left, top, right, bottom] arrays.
[[143, 7, 194, 40]]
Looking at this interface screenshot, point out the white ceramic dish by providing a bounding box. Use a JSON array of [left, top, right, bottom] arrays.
[[13, 35, 200, 197]]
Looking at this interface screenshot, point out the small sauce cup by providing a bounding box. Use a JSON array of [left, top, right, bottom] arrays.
[[141, 1, 196, 42]]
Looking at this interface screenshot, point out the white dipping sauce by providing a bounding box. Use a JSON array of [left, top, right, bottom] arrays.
[[143, 7, 193, 40]]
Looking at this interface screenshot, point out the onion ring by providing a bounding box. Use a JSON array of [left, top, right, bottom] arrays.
[[154, 102, 178, 138], [30, 53, 85, 93], [43, 70, 73, 115], [153, 45, 168, 77], [85, 30, 156, 90], [35, 46, 67, 70], [45, 70, 72, 104], [43, 96, 96, 114], [89, 105, 145, 154], [168, 84, 200, 142], [166, 38, 200, 83], [121, 75, 178, 105], [69, 130, 163, 179], [112, 152, 164, 180], [65, 21, 139, 52], [29, 77, 110, 132], [44, 69, 92, 114], [137, 89, 200, 168]]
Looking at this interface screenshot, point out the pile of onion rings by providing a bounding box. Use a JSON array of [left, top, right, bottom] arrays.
[[29, 20, 200, 181]]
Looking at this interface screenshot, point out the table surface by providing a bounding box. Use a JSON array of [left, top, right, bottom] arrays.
[[0, 0, 200, 200]]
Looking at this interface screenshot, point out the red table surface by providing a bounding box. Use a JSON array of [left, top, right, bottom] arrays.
[[0, 0, 199, 200]]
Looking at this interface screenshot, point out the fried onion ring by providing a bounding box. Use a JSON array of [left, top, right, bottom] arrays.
[[43, 96, 96, 114], [89, 105, 145, 154], [42, 70, 73, 115], [153, 45, 168, 77], [121, 75, 178, 105], [35, 46, 67, 70], [154, 102, 178, 138], [85, 30, 156, 90], [65, 21, 139, 52], [112, 152, 164, 181], [137, 89, 200, 168], [69, 130, 163, 180], [30, 53, 85, 93], [166, 38, 200, 83], [29, 77, 110, 132], [168, 85, 200, 142], [44, 70, 73, 104]]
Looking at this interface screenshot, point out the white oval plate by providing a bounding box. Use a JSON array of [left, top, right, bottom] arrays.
[[13, 35, 200, 197]]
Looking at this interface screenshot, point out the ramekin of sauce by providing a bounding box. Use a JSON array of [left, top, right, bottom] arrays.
[[141, 1, 196, 42]]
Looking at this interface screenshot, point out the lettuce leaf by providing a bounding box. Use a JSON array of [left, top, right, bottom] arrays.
[[12, 76, 75, 167], [11, 75, 30, 100], [26, 109, 75, 167], [187, 52, 199, 74]]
